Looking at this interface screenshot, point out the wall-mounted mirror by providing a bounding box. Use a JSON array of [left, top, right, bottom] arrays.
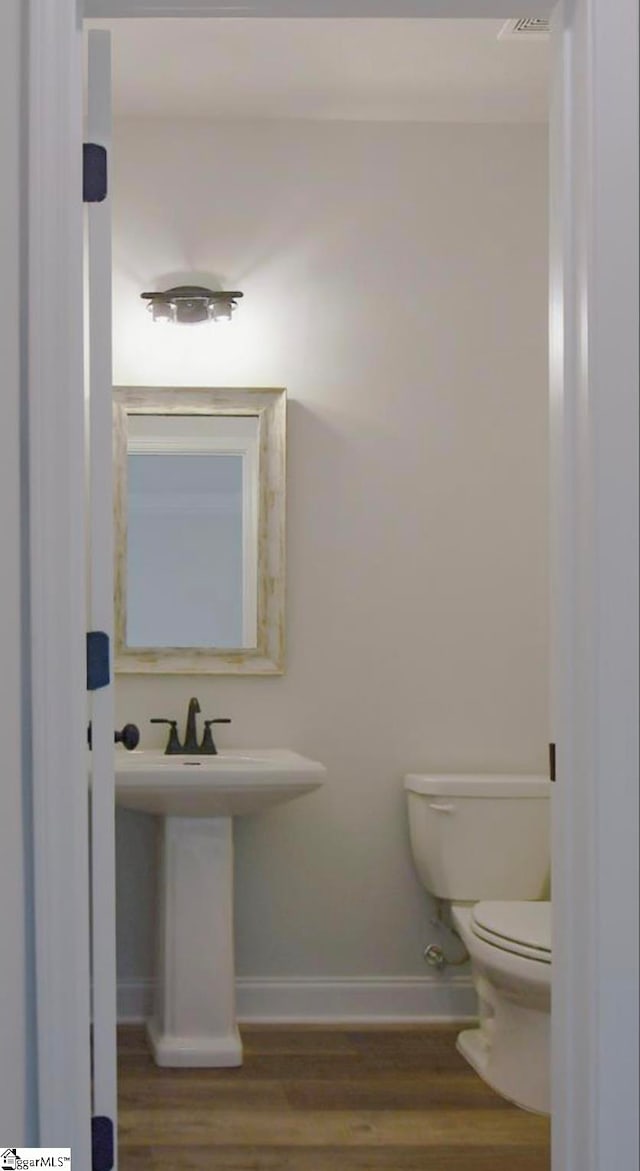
[[113, 387, 285, 674]]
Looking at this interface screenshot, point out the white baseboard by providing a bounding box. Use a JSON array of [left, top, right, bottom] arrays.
[[236, 975, 478, 1023], [118, 975, 477, 1024], [118, 979, 155, 1022]]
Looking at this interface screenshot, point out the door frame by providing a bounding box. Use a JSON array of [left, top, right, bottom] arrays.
[[28, 2, 638, 1169]]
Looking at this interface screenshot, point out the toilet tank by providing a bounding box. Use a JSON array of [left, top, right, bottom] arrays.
[[405, 774, 550, 901]]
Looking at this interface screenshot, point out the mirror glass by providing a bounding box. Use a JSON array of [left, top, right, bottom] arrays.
[[114, 388, 285, 675], [126, 414, 258, 649]]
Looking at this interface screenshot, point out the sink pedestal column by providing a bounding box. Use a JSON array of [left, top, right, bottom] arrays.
[[147, 815, 243, 1067]]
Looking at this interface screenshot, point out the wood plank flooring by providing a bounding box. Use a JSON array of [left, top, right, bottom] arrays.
[[118, 1024, 550, 1170]]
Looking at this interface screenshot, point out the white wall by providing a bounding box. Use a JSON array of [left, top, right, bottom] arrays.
[[0, 0, 37, 1140], [112, 119, 548, 1011]]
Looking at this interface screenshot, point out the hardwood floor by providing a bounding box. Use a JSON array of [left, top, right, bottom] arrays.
[[118, 1024, 551, 1170]]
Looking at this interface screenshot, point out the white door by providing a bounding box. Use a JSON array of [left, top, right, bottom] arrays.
[[86, 29, 119, 1171]]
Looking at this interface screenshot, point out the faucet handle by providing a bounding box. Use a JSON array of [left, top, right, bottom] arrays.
[[201, 718, 231, 755], [150, 718, 182, 755]]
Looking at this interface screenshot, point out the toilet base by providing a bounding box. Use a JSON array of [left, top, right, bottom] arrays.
[[457, 1010, 550, 1115]]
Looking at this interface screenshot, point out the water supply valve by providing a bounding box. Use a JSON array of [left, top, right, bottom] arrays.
[[422, 898, 470, 971], [423, 943, 447, 969]]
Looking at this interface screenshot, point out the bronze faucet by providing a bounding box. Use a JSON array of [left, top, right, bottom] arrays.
[[151, 697, 231, 755], [183, 696, 201, 752]]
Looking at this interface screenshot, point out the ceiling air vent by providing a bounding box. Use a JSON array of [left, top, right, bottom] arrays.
[[498, 18, 551, 41]]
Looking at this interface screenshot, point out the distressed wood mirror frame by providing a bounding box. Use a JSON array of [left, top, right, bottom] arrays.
[[113, 386, 286, 674]]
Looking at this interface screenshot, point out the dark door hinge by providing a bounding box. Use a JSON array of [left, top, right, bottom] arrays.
[[91, 1115, 114, 1171], [549, 742, 556, 782], [87, 631, 110, 691], [83, 143, 108, 202]]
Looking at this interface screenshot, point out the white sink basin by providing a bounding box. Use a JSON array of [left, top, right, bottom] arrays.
[[115, 748, 326, 817]]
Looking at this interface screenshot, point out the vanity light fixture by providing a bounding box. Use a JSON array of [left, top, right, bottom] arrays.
[[141, 285, 243, 325]]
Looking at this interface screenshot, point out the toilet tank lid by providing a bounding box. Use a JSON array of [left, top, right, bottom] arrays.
[[404, 774, 551, 797]]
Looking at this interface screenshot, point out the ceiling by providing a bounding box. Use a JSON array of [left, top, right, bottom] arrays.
[[86, 18, 549, 122]]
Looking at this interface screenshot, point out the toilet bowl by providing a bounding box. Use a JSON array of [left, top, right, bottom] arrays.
[[404, 773, 551, 1114], [452, 900, 551, 1113]]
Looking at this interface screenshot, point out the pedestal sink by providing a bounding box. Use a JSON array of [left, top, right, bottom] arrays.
[[115, 749, 326, 1067]]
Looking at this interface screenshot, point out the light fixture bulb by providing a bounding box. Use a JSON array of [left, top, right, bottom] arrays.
[[141, 285, 243, 325]]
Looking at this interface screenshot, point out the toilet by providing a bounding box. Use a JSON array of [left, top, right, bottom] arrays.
[[404, 773, 551, 1114]]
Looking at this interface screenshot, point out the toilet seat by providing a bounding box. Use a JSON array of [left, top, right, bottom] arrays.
[[471, 901, 552, 964]]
